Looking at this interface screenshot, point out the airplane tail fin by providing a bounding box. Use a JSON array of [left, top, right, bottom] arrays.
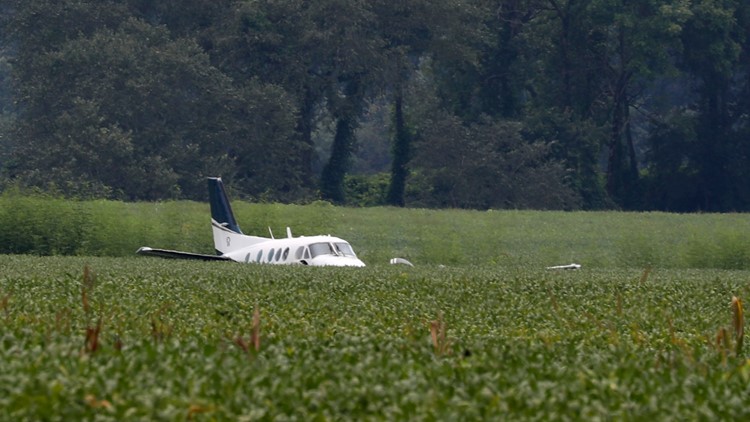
[[208, 177, 267, 255], [208, 177, 242, 234], [208, 177, 248, 255]]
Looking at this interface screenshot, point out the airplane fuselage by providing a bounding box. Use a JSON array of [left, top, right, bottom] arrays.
[[214, 220, 365, 267], [138, 177, 366, 267]]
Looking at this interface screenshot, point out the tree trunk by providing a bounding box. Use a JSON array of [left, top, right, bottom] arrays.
[[296, 86, 317, 188], [320, 115, 356, 203], [606, 97, 624, 201], [320, 79, 361, 203], [386, 90, 410, 206]]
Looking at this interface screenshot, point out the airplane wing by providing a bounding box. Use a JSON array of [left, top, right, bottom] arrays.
[[136, 247, 233, 262]]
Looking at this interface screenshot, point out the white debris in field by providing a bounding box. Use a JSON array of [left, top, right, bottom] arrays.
[[546, 263, 581, 270]]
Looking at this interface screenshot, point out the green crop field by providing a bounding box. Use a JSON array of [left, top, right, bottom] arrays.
[[1, 195, 750, 419], [2, 191, 750, 268]]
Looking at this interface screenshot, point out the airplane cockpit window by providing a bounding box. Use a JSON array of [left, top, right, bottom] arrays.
[[334, 242, 356, 257], [309, 242, 334, 258]]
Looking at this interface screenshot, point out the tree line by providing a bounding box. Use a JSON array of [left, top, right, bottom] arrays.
[[0, 0, 748, 211]]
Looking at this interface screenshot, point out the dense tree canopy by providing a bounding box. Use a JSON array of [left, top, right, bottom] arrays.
[[0, 0, 748, 211]]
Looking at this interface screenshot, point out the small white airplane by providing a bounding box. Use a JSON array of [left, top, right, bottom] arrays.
[[137, 177, 366, 267]]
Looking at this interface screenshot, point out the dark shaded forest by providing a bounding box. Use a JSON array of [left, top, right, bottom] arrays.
[[0, 0, 748, 211]]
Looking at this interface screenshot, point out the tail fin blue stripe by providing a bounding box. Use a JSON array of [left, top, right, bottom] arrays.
[[207, 177, 242, 234]]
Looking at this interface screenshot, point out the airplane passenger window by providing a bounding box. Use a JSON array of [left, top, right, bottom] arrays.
[[268, 248, 275, 262], [282, 248, 290, 261], [295, 246, 304, 260], [275, 248, 282, 261], [257, 250, 263, 262], [245, 253, 251, 263]]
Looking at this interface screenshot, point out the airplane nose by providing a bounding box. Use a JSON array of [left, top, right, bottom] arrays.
[[312, 256, 366, 267]]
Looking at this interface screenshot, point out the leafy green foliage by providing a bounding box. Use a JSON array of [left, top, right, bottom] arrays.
[[343, 173, 390, 207], [1, 195, 750, 271], [2, 0, 750, 210], [1, 256, 750, 419], [409, 114, 581, 210], [0, 189, 90, 255], [3, 3, 301, 201]]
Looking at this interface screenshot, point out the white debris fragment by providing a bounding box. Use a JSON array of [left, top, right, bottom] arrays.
[[390, 258, 415, 267], [546, 263, 581, 270]]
